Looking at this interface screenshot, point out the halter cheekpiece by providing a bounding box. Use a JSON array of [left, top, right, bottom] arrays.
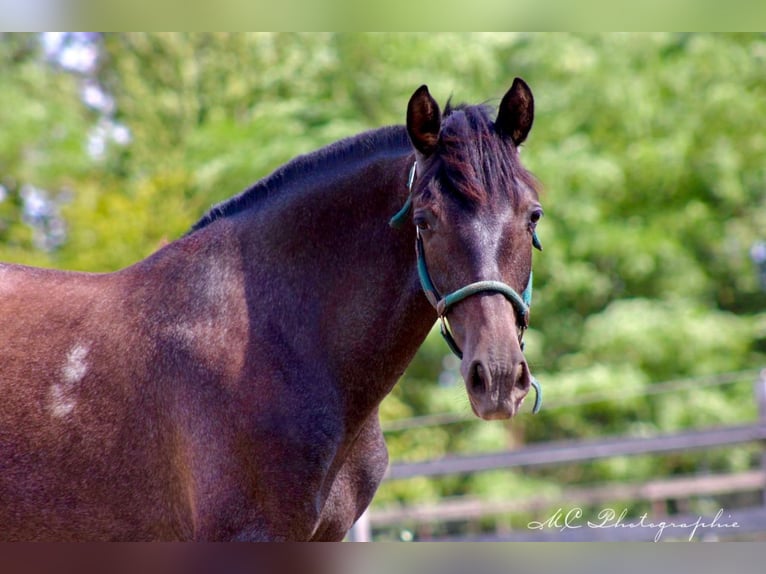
[[390, 161, 543, 414]]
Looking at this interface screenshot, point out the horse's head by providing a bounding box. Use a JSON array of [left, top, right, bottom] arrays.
[[403, 79, 542, 420]]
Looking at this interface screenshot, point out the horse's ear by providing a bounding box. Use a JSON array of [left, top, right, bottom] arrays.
[[407, 85, 441, 156], [496, 77, 534, 146]]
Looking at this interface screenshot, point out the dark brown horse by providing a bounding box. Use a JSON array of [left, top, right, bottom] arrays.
[[0, 79, 543, 541]]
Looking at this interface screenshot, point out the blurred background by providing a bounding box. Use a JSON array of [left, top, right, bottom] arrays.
[[1, 32, 765, 541]]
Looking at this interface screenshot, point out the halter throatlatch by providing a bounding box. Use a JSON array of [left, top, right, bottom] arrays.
[[391, 161, 543, 414]]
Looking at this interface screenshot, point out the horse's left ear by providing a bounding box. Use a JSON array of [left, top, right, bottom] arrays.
[[496, 77, 534, 146]]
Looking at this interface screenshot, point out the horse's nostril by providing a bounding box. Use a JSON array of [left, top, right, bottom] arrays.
[[515, 360, 531, 391], [470, 362, 488, 396]]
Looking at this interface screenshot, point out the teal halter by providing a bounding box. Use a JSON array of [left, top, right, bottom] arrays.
[[391, 161, 543, 414]]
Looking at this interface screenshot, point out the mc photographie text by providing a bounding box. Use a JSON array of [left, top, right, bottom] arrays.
[[528, 507, 740, 542]]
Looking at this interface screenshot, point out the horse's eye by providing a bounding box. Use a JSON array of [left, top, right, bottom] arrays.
[[530, 209, 543, 226], [414, 215, 431, 231]]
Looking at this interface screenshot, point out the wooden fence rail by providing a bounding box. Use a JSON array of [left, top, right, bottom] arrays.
[[386, 422, 766, 480]]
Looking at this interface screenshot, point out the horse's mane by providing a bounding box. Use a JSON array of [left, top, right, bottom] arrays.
[[189, 101, 539, 233], [188, 126, 411, 233]]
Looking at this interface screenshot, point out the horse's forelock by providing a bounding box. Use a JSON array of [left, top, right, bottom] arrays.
[[435, 103, 536, 209]]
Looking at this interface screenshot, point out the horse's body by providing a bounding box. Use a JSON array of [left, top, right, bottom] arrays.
[[0, 81, 542, 541]]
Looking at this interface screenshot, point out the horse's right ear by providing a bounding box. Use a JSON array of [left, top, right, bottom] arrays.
[[407, 85, 441, 156]]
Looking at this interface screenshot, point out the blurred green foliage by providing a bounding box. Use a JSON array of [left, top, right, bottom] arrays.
[[2, 33, 765, 529]]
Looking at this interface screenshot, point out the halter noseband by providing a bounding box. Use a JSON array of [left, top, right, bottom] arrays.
[[391, 161, 543, 414]]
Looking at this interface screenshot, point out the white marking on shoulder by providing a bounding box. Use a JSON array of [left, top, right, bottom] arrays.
[[49, 342, 90, 418], [63, 343, 89, 384], [49, 385, 76, 418]]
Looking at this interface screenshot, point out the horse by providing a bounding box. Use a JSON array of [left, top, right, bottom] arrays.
[[0, 79, 543, 541]]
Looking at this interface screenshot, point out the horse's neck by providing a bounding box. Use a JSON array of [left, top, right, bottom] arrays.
[[231, 151, 436, 419]]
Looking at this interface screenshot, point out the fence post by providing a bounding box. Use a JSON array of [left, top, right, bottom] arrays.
[[347, 509, 371, 542], [757, 369, 766, 506]]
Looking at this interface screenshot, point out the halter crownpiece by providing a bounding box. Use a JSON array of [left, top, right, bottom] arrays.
[[388, 161, 418, 229], [392, 160, 543, 414]]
